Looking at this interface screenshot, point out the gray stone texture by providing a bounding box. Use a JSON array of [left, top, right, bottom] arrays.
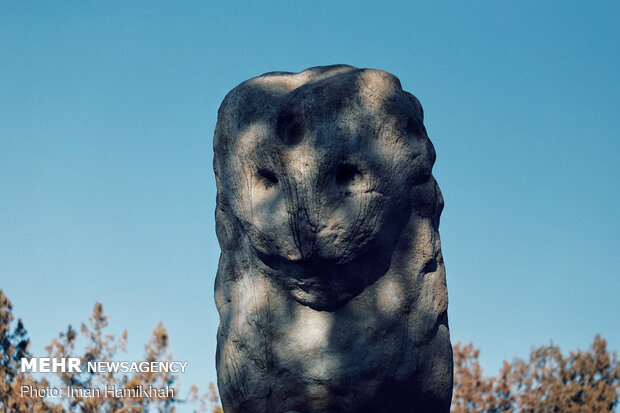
[[214, 65, 452, 412]]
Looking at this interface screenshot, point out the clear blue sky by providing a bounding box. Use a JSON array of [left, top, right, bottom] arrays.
[[1, 1, 618, 409]]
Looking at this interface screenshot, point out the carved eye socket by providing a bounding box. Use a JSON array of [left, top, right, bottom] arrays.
[[336, 164, 361, 186], [257, 169, 278, 189], [276, 112, 304, 146]]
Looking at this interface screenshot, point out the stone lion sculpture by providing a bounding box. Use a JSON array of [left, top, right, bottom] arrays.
[[214, 65, 452, 412]]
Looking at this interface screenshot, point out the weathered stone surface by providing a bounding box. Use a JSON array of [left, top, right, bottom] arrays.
[[214, 65, 452, 412]]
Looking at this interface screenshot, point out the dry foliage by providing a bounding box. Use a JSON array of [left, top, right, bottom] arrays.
[[452, 336, 620, 412], [2, 289, 618, 412], [0, 290, 221, 413]]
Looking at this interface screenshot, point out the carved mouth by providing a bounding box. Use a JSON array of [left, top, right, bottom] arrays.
[[255, 244, 392, 311], [256, 251, 337, 280], [249, 197, 411, 310]]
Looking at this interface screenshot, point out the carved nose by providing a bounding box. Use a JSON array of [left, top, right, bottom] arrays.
[[289, 195, 317, 260], [285, 156, 366, 261], [283, 170, 320, 260]]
